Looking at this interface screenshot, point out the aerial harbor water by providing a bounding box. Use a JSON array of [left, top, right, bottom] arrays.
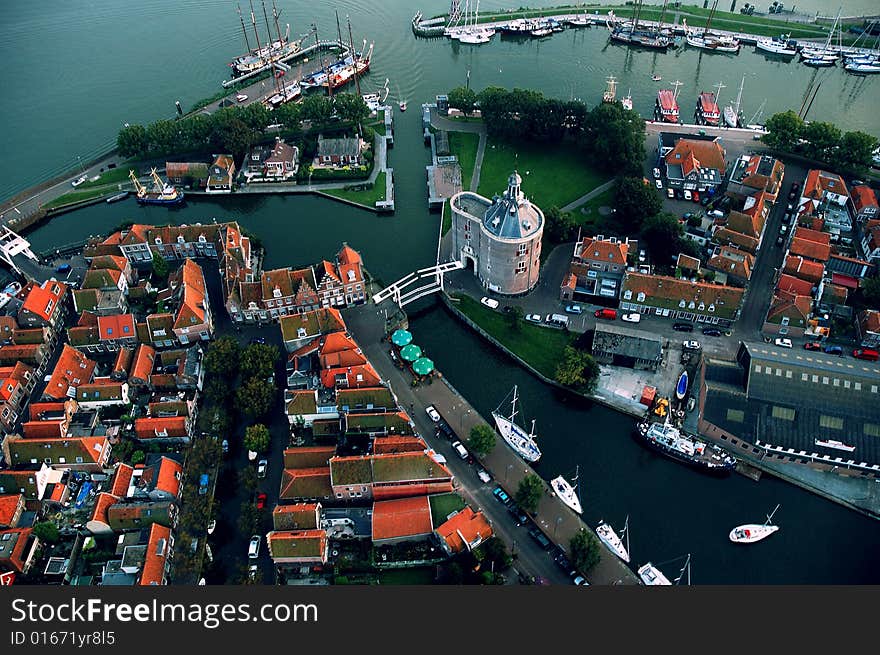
[[3, 0, 880, 584]]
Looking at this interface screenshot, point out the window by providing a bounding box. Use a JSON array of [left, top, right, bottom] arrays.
[[854, 382, 862, 391], [865, 424, 880, 438], [623, 290, 632, 300], [785, 371, 792, 379], [636, 292, 646, 302], [754, 365, 762, 373], [771, 406, 795, 421], [679, 300, 686, 308], [811, 375, 819, 383], [819, 415, 843, 430], [833, 378, 840, 387], [708, 304, 715, 313], [844, 380, 851, 389], [775, 368, 782, 377]]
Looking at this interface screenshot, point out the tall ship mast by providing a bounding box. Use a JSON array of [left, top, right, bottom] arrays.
[[723, 75, 745, 127], [602, 75, 617, 103], [551, 466, 582, 515], [606, 1, 670, 51], [491, 385, 541, 463], [683, 0, 741, 53], [228, 0, 301, 77]]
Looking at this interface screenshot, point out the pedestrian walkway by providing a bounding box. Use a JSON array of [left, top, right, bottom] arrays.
[[561, 178, 617, 212]]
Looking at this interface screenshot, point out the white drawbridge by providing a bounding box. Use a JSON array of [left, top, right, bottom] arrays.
[[0, 226, 38, 276], [373, 260, 464, 308]]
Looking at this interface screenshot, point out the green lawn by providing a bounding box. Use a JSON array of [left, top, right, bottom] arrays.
[[77, 167, 132, 190], [571, 186, 619, 235], [452, 293, 575, 379], [43, 187, 113, 210], [441, 200, 452, 236], [368, 110, 386, 136], [448, 131, 479, 191], [323, 171, 386, 208], [477, 138, 605, 210], [429, 493, 467, 527]]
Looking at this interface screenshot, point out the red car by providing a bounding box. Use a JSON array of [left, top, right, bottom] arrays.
[[803, 342, 822, 351], [692, 191, 700, 203], [256, 492, 267, 509]]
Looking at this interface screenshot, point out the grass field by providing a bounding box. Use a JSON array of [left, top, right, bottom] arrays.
[[442, 200, 452, 236], [43, 187, 113, 210], [448, 131, 480, 191], [429, 493, 467, 526], [452, 293, 575, 379], [571, 185, 619, 235], [77, 167, 131, 190], [477, 138, 605, 210], [324, 171, 386, 208]]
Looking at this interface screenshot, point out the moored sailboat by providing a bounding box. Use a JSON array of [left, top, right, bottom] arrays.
[[729, 504, 780, 544], [595, 515, 630, 563], [492, 385, 541, 463], [723, 75, 745, 127], [550, 466, 582, 514]]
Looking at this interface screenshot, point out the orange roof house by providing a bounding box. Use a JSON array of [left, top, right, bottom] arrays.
[[272, 503, 321, 531], [266, 530, 327, 565], [129, 344, 156, 385], [372, 496, 433, 543], [172, 259, 212, 341], [706, 246, 754, 283], [435, 506, 493, 554], [783, 255, 825, 284], [789, 227, 831, 262], [0, 494, 25, 529], [139, 523, 172, 585], [110, 463, 135, 497], [18, 280, 67, 328], [279, 467, 333, 501], [133, 416, 189, 440], [776, 274, 815, 297], [43, 345, 96, 400]]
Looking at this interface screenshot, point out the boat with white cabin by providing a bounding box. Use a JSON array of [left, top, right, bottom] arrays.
[[492, 385, 541, 463], [595, 516, 629, 563], [729, 504, 780, 544], [550, 466, 582, 514], [638, 562, 671, 585]]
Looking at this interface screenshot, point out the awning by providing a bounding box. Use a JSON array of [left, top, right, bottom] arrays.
[[400, 344, 422, 362], [391, 329, 413, 347], [412, 358, 435, 376]]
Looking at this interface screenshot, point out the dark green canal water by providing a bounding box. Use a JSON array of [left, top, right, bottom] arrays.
[[6, 0, 880, 582]]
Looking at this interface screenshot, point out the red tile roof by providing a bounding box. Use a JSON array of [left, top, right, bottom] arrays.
[[139, 523, 172, 585], [0, 362, 32, 402], [802, 169, 848, 201], [97, 314, 135, 341], [622, 272, 744, 320], [21, 420, 63, 439], [279, 467, 332, 500], [766, 290, 812, 324], [21, 280, 67, 322], [575, 236, 629, 266], [320, 362, 381, 390], [852, 185, 878, 213], [776, 273, 815, 297], [435, 506, 493, 554], [111, 463, 135, 497], [783, 255, 825, 284], [0, 495, 23, 527], [859, 309, 880, 334], [272, 504, 320, 531], [129, 344, 155, 383], [90, 492, 119, 525], [112, 347, 134, 378], [712, 228, 759, 254], [372, 436, 428, 454], [664, 139, 726, 173], [789, 227, 831, 262], [173, 259, 208, 329], [706, 246, 754, 281], [28, 402, 67, 420], [44, 345, 96, 400], [153, 457, 183, 497], [134, 416, 188, 439], [372, 495, 433, 541]]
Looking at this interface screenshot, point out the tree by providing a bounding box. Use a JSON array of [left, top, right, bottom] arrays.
[[117, 124, 148, 158], [555, 346, 600, 394], [151, 252, 169, 285], [801, 121, 841, 162], [476, 537, 512, 571], [505, 305, 523, 332], [641, 212, 686, 269], [584, 101, 645, 176], [131, 450, 145, 466], [204, 336, 241, 378], [244, 424, 271, 454], [544, 206, 578, 243], [835, 130, 879, 175], [333, 93, 370, 126], [300, 94, 334, 125], [240, 343, 278, 380], [861, 276, 880, 311], [447, 86, 478, 115], [211, 116, 257, 160], [273, 101, 302, 129], [570, 528, 601, 572], [468, 424, 496, 455], [762, 110, 804, 152], [515, 474, 543, 514], [615, 177, 662, 233], [33, 521, 60, 544], [236, 378, 275, 419]]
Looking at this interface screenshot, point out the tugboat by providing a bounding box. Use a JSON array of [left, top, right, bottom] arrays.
[[655, 80, 682, 123], [130, 169, 185, 207], [634, 419, 736, 475]]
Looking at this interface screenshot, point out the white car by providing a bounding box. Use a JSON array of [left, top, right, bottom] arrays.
[[248, 535, 261, 559], [652, 167, 661, 179], [480, 296, 500, 309], [257, 459, 268, 478], [236, 93, 248, 102], [524, 314, 542, 324], [425, 405, 441, 422], [71, 175, 87, 188], [774, 338, 793, 349], [667, 188, 675, 199], [207, 520, 216, 535], [683, 190, 693, 201], [620, 312, 641, 323], [655, 179, 663, 190], [683, 340, 702, 351]]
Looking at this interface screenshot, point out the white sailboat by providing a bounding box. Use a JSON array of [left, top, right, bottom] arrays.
[[551, 466, 582, 514], [800, 9, 841, 62], [638, 562, 671, 585], [492, 385, 542, 463], [621, 88, 633, 111], [595, 515, 630, 563], [729, 504, 780, 544], [723, 75, 744, 128]]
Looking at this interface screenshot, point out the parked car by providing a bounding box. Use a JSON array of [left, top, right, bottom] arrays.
[[221, 439, 229, 454], [774, 338, 793, 349], [638, 249, 646, 263], [207, 520, 216, 535], [250, 337, 267, 345], [683, 190, 693, 201], [667, 188, 675, 199], [700, 194, 712, 206], [692, 191, 700, 203], [480, 296, 500, 309], [236, 93, 249, 102], [425, 405, 441, 422], [525, 313, 542, 324], [790, 181, 800, 194], [256, 492, 267, 509], [257, 459, 268, 478], [451, 441, 469, 460], [702, 327, 722, 337], [652, 167, 661, 179], [492, 486, 511, 505], [673, 322, 695, 332], [436, 418, 455, 439], [803, 342, 822, 351], [775, 235, 785, 247], [198, 473, 209, 496], [248, 535, 261, 559], [780, 212, 791, 225], [55, 264, 72, 274], [528, 525, 552, 550], [565, 304, 583, 315], [572, 575, 588, 586], [780, 224, 788, 235], [477, 468, 492, 483], [852, 348, 879, 361], [655, 179, 663, 190], [823, 345, 843, 356], [71, 175, 87, 188], [594, 308, 617, 320], [621, 312, 641, 323], [511, 505, 530, 527]]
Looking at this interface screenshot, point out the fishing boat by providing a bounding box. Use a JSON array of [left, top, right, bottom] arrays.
[[602, 75, 617, 103], [654, 81, 682, 123], [729, 504, 780, 544], [229, 1, 302, 78], [324, 41, 373, 92], [675, 370, 689, 400], [596, 516, 629, 563], [723, 75, 745, 128], [755, 34, 797, 57], [550, 466, 582, 514], [106, 191, 129, 204], [621, 89, 633, 111], [638, 562, 671, 585], [130, 169, 184, 207], [634, 420, 737, 474], [492, 385, 541, 463], [696, 84, 723, 125]]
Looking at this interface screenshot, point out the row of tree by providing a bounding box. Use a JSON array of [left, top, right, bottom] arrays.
[[116, 92, 371, 160], [762, 111, 878, 176], [447, 85, 646, 176]]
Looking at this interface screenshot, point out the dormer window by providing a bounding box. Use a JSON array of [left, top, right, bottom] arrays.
[[297, 327, 307, 339], [698, 302, 705, 311], [679, 300, 686, 308], [273, 288, 282, 298], [177, 235, 185, 244], [623, 290, 632, 300], [155, 237, 162, 245], [689, 301, 696, 309], [198, 235, 206, 243], [636, 292, 646, 302], [708, 304, 715, 312]]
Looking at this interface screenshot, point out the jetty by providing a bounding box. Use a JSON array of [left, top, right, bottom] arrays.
[[222, 38, 350, 88]]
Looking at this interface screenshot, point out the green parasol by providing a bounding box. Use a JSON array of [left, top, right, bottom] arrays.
[[412, 357, 435, 376], [391, 329, 413, 347], [400, 344, 422, 361]]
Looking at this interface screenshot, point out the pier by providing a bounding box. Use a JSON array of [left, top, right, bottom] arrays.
[[221, 39, 350, 88]]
